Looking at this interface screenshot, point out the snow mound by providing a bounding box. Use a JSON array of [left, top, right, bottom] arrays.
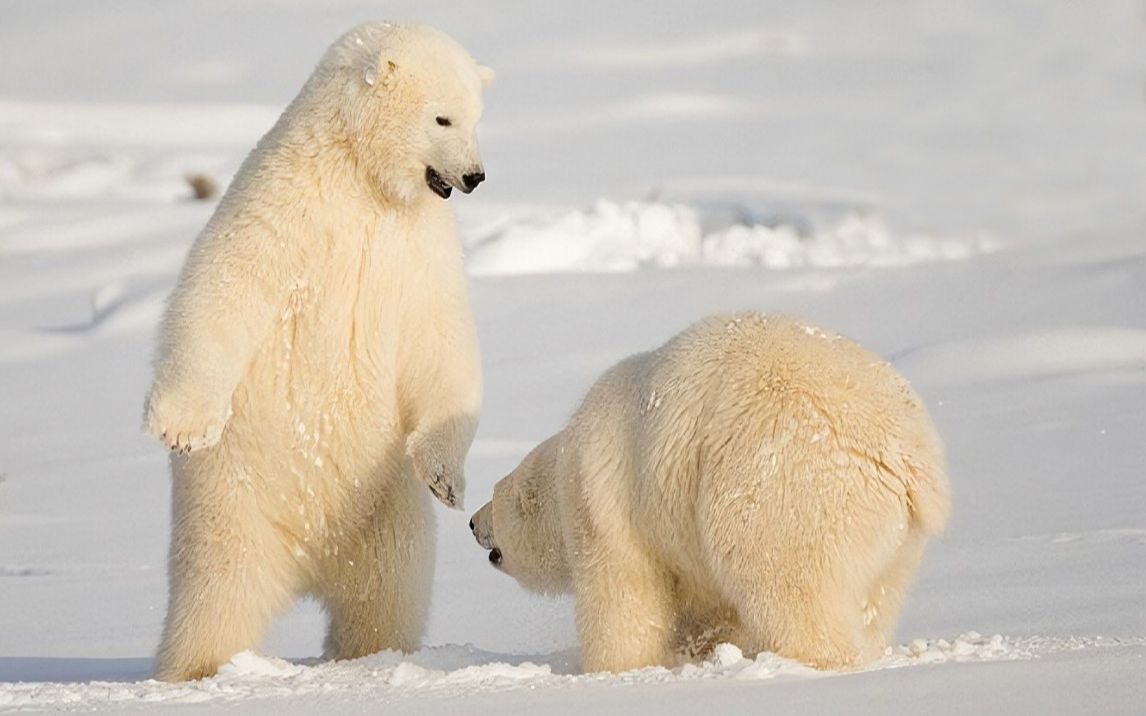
[[465, 201, 997, 275], [2, 634, 1123, 712], [215, 651, 301, 679]]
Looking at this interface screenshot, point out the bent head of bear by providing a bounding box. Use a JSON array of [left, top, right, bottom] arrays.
[[470, 436, 572, 595], [330, 22, 494, 203]]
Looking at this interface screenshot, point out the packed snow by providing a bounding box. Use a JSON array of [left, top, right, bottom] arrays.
[[1, 1, 1144, 714], [9, 632, 1134, 712]]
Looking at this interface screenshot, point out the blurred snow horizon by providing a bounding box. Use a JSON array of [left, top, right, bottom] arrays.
[[2, 1, 1144, 240]]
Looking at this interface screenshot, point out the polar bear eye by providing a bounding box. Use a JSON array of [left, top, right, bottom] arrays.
[[435, 116, 452, 127]]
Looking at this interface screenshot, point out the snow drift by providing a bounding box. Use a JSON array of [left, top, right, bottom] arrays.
[[465, 201, 998, 275]]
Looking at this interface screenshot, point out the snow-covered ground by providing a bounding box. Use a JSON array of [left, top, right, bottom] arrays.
[[1, 1, 1144, 713]]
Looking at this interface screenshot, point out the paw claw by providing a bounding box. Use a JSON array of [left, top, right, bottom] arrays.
[[427, 473, 462, 510], [145, 389, 230, 456]]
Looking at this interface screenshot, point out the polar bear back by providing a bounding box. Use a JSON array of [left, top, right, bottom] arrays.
[[569, 312, 948, 584]]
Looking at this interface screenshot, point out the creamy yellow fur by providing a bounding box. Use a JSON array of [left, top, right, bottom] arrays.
[[472, 313, 949, 673], [144, 22, 491, 681]]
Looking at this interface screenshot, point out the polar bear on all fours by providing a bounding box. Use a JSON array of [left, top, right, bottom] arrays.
[[471, 313, 950, 673], [143, 22, 493, 681]]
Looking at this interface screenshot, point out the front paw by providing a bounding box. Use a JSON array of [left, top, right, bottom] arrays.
[[406, 432, 464, 510], [144, 386, 233, 455]]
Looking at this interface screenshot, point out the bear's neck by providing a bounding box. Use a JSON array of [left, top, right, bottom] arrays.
[[281, 113, 375, 207]]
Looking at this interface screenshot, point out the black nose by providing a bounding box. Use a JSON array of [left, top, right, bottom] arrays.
[[462, 171, 485, 191], [469, 518, 475, 532], [489, 548, 502, 565]]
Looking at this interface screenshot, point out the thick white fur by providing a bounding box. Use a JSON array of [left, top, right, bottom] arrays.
[[472, 313, 950, 673], [144, 22, 490, 681]]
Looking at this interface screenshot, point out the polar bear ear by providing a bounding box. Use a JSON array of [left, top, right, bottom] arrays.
[[477, 65, 495, 89]]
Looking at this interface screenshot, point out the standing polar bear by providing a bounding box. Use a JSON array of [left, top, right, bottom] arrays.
[[144, 22, 493, 681], [471, 313, 949, 672]]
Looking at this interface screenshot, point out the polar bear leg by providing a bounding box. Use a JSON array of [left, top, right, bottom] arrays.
[[318, 476, 434, 660], [703, 478, 868, 668], [155, 464, 300, 681], [726, 558, 865, 670], [863, 529, 928, 647], [574, 529, 675, 673]]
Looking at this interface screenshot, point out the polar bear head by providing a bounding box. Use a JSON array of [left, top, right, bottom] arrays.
[[318, 22, 494, 204], [470, 436, 572, 594]]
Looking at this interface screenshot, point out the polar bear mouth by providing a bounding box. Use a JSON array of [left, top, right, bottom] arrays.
[[425, 166, 452, 199], [488, 547, 502, 566]]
